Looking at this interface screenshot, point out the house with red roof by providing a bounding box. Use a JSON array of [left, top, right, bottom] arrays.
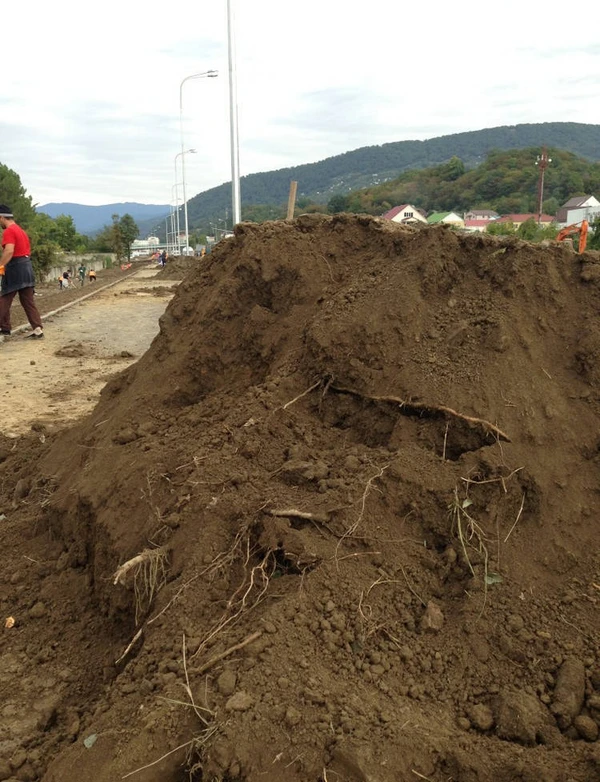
[[381, 204, 427, 224], [494, 214, 554, 229], [464, 209, 499, 221], [464, 218, 493, 233]]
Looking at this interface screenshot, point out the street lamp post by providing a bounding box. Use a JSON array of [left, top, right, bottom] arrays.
[[171, 182, 182, 255], [227, 0, 241, 226], [180, 70, 218, 256], [173, 150, 196, 255]]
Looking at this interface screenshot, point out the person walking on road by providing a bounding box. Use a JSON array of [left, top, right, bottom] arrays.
[[0, 205, 44, 339], [78, 263, 86, 286]]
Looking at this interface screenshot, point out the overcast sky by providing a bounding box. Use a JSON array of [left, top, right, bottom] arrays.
[[4, 0, 599, 207]]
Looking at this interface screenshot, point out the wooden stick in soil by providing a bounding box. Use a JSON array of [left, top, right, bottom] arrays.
[[194, 630, 263, 676]]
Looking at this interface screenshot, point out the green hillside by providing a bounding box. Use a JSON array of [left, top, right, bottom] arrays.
[[339, 148, 600, 217], [183, 122, 600, 231]]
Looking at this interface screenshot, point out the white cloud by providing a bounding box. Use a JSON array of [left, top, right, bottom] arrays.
[[3, 0, 599, 207]]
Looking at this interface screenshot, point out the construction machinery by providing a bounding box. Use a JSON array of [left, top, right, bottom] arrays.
[[556, 219, 588, 253]]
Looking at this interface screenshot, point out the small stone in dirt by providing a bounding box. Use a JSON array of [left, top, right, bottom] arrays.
[[225, 691, 253, 712], [468, 703, 494, 731], [494, 690, 555, 745], [29, 601, 47, 619], [344, 455, 361, 471], [30, 360, 35, 366], [573, 715, 599, 742], [113, 428, 138, 445], [285, 706, 302, 727], [507, 614, 525, 632], [457, 716, 471, 731], [261, 620, 277, 634], [551, 657, 585, 729], [217, 669, 237, 696], [420, 600, 444, 632]]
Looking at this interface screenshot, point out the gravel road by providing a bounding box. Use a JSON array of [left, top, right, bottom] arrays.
[[0, 265, 176, 436]]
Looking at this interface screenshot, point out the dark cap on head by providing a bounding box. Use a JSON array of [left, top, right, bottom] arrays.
[[0, 205, 13, 218]]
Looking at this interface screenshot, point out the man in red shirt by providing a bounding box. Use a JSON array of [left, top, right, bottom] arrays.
[[0, 205, 43, 338]]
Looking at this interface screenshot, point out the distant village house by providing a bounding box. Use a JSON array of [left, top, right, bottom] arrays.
[[494, 214, 554, 229], [381, 204, 427, 224], [556, 196, 600, 228], [427, 212, 465, 228], [464, 209, 499, 221]]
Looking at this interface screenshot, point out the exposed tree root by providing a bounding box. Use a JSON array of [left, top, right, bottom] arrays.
[[330, 384, 511, 442], [113, 546, 169, 624]]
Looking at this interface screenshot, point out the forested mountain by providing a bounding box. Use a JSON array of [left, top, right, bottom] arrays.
[[184, 122, 600, 230], [336, 148, 600, 217]]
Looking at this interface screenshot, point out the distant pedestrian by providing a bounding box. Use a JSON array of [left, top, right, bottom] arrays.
[[0, 205, 44, 339], [78, 264, 86, 286], [160, 250, 167, 267], [88, 268, 97, 282], [58, 274, 64, 290]]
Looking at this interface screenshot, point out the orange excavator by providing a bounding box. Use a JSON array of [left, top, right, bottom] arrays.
[[556, 219, 588, 253]]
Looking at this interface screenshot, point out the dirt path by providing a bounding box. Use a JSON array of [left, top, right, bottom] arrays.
[[0, 266, 176, 436]]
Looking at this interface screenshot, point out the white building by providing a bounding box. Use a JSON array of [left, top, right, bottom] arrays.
[[556, 196, 600, 228], [381, 204, 427, 224]]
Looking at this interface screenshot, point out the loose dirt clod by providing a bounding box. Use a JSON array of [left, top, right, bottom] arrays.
[[2, 216, 600, 782]]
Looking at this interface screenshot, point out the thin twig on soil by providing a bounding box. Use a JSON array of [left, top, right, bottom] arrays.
[[190, 546, 274, 661], [115, 628, 143, 666], [181, 635, 214, 725], [282, 379, 322, 410], [411, 771, 434, 782], [268, 507, 329, 523], [398, 565, 427, 606], [331, 384, 511, 442], [503, 493, 526, 543], [339, 465, 389, 545], [449, 488, 489, 617], [194, 630, 263, 676], [461, 466, 523, 493], [122, 739, 195, 779]]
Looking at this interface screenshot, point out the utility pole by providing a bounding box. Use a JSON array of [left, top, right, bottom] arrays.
[[227, 0, 241, 226], [535, 147, 551, 227]]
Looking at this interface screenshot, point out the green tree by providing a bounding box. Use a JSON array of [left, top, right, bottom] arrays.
[[52, 214, 79, 251], [487, 220, 515, 236], [0, 163, 35, 226], [441, 156, 465, 181], [589, 219, 600, 251], [110, 214, 125, 260], [327, 194, 350, 214], [118, 214, 139, 260], [0, 164, 59, 278], [517, 218, 539, 240]]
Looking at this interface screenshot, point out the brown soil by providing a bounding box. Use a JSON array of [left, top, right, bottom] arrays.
[[154, 255, 201, 280], [7, 263, 145, 331], [2, 215, 600, 782]]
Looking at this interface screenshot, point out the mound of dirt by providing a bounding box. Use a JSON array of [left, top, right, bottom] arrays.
[[154, 256, 199, 280], [2, 215, 600, 782]]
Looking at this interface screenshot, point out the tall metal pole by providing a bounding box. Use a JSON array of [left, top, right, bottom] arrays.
[[179, 70, 218, 255], [536, 147, 551, 227], [172, 167, 181, 255], [227, 0, 241, 225]]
